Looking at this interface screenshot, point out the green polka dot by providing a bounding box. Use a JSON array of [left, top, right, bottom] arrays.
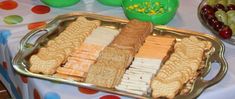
[[3, 15, 23, 25]]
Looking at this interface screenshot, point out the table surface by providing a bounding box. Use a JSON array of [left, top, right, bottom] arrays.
[[0, 0, 235, 99]]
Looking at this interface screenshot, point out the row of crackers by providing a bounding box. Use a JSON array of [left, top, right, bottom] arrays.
[[29, 17, 100, 75], [151, 36, 212, 99], [85, 19, 154, 88], [54, 26, 120, 81]]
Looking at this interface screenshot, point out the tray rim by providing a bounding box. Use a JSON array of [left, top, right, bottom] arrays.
[[12, 12, 228, 99]]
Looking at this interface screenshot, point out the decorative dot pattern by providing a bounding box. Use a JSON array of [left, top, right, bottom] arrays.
[[0, 29, 11, 45], [31, 5, 50, 14], [34, 89, 41, 99], [79, 87, 99, 95], [3, 15, 23, 25], [28, 21, 46, 30], [2, 61, 7, 69], [44, 92, 60, 99], [100, 95, 121, 99], [0, 0, 18, 10], [20, 75, 28, 83]]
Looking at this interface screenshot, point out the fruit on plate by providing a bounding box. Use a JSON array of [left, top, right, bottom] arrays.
[[230, 24, 235, 34], [219, 26, 232, 39], [227, 4, 235, 10], [215, 10, 228, 25], [215, 4, 226, 11], [228, 0, 235, 5], [218, 0, 227, 6], [200, 0, 235, 39], [227, 10, 235, 25]]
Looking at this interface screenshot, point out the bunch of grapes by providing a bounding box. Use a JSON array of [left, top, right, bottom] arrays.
[[201, 0, 235, 39]]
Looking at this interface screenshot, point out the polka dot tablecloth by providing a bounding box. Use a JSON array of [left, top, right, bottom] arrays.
[[1, 0, 235, 99]]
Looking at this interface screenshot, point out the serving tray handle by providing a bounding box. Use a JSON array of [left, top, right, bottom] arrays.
[[19, 28, 49, 50], [175, 45, 228, 99], [203, 54, 228, 87]]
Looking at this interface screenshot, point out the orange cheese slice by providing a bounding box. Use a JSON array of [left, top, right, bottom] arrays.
[[56, 67, 87, 78], [146, 36, 175, 46]]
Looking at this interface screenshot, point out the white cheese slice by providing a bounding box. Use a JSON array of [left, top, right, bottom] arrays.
[[122, 76, 151, 84], [116, 84, 149, 92], [123, 73, 152, 81], [128, 67, 156, 74], [121, 79, 149, 86], [129, 66, 158, 73], [130, 65, 160, 71]]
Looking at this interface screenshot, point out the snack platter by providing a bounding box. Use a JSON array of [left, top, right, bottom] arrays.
[[13, 12, 227, 99], [198, 0, 235, 45]]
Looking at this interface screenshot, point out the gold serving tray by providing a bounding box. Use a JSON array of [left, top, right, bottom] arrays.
[[198, 0, 235, 45], [13, 12, 228, 99]]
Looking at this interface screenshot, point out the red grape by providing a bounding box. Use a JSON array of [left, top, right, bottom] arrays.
[[227, 4, 235, 11], [208, 16, 218, 26], [219, 26, 232, 39], [203, 12, 215, 20], [214, 4, 226, 11], [213, 21, 224, 31], [201, 5, 215, 15]]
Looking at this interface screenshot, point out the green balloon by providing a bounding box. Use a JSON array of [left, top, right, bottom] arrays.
[[3, 15, 23, 25]]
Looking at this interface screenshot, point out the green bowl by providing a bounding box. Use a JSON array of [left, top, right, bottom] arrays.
[[122, 0, 179, 25], [97, 0, 123, 7], [41, 0, 80, 8]]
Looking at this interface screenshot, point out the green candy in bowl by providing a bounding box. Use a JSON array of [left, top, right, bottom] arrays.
[[97, 0, 123, 7], [122, 0, 179, 25], [41, 0, 80, 8]]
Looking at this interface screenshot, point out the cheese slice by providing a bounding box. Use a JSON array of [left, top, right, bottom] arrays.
[[130, 65, 160, 70], [128, 67, 156, 74], [122, 76, 151, 84], [116, 84, 149, 92], [145, 36, 176, 46], [122, 75, 150, 81], [125, 70, 153, 76]]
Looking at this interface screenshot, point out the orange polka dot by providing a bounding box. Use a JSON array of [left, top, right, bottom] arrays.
[[28, 21, 46, 30], [20, 75, 28, 83], [0, 0, 18, 10], [79, 87, 99, 94], [100, 95, 120, 99], [31, 5, 50, 14], [34, 89, 41, 99], [2, 61, 7, 69]]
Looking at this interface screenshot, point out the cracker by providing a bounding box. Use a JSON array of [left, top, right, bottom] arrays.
[[151, 36, 209, 98], [29, 55, 58, 74], [151, 80, 182, 99], [113, 68, 126, 86], [37, 48, 66, 64], [85, 64, 104, 85]]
